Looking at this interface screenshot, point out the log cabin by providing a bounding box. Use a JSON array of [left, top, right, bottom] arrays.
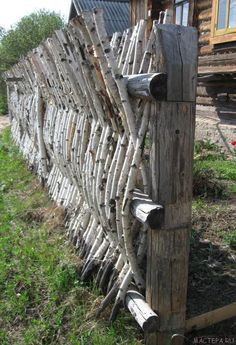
[[130, 0, 236, 119]]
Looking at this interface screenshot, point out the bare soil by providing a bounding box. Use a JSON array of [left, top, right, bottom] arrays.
[[0, 115, 10, 132], [195, 111, 236, 158], [187, 195, 236, 338]]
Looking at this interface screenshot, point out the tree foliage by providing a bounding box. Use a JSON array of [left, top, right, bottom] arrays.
[[0, 10, 65, 114]]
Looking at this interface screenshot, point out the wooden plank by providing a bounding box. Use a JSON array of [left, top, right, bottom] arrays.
[[198, 74, 236, 83], [188, 0, 196, 27], [198, 8, 211, 21], [199, 44, 214, 56], [199, 64, 236, 74], [197, 0, 212, 11], [145, 24, 197, 345], [199, 21, 211, 33], [197, 85, 236, 97], [199, 34, 210, 45], [125, 290, 160, 333], [199, 52, 236, 66], [211, 33, 236, 45], [197, 96, 215, 106], [155, 24, 198, 102], [210, 0, 217, 41], [186, 302, 236, 332]]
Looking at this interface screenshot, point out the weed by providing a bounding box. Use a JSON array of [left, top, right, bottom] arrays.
[[192, 198, 208, 210], [0, 94, 7, 115], [194, 139, 219, 154], [193, 139, 236, 198], [224, 230, 236, 250], [229, 184, 236, 195], [0, 128, 142, 345], [196, 160, 236, 181], [193, 164, 226, 197]]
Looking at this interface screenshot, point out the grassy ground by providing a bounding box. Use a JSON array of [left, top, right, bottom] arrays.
[[0, 128, 142, 345], [187, 140, 236, 336], [1, 127, 236, 344]]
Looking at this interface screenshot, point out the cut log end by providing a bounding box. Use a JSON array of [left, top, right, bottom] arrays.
[[125, 290, 160, 334], [124, 73, 167, 101], [131, 190, 164, 230]]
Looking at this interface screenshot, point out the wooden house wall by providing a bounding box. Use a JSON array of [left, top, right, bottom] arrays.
[[196, 0, 236, 109], [131, 0, 236, 112]]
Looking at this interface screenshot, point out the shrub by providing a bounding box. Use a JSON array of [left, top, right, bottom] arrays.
[[193, 164, 226, 198]]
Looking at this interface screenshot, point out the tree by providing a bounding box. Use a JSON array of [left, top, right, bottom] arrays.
[[0, 27, 5, 40], [0, 10, 65, 114]]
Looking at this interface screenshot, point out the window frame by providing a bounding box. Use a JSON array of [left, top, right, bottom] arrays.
[[211, 0, 236, 45], [173, 0, 195, 27]]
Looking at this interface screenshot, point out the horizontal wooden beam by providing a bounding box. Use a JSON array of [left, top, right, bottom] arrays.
[[199, 52, 236, 67], [125, 290, 160, 333], [130, 189, 164, 230], [198, 74, 236, 83], [124, 73, 167, 101], [199, 65, 236, 75], [186, 302, 236, 333]]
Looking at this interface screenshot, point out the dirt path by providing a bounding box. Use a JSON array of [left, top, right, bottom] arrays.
[[0, 116, 10, 133], [196, 112, 236, 157]]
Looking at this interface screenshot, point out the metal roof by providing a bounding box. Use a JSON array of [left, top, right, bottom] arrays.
[[69, 0, 130, 36]]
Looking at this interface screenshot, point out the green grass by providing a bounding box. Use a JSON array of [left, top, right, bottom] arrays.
[[0, 128, 142, 345], [224, 230, 236, 250], [195, 160, 236, 181], [0, 94, 7, 115], [194, 140, 236, 181], [193, 139, 236, 197]]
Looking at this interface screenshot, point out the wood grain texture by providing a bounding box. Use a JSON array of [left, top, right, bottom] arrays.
[[130, 189, 164, 229], [146, 101, 196, 345], [199, 52, 236, 66], [125, 290, 160, 333], [186, 302, 236, 332], [199, 64, 236, 74], [155, 24, 198, 102], [145, 24, 197, 345], [124, 73, 167, 101]]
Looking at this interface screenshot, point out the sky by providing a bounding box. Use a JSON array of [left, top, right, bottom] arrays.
[[0, 0, 72, 30]]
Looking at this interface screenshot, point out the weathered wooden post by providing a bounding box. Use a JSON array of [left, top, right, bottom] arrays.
[[145, 24, 198, 345]]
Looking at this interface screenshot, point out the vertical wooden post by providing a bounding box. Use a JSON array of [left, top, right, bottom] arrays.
[[145, 24, 198, 345]]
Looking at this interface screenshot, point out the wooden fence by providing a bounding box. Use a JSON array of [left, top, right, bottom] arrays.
[[4, 11, 199, 345]]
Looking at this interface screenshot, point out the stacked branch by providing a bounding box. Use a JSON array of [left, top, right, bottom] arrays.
[[4, 11, 167, 325]]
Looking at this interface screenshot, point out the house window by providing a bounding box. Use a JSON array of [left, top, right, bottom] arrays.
[[211, 0, 236, 44], [174, 0, 190, 26]]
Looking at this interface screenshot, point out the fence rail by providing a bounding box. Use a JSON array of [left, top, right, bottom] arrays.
[[4, 12, 198, 345]]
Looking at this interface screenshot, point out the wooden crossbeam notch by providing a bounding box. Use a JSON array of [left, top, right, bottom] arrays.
[[124, 73, 167, 101], [131, 189, 164, 229], [125, 290, 160, 334], [186, 302, 236, 333]]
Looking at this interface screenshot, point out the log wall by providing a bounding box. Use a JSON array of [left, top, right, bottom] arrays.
[[196, 1, 236, 110], [131, 0, 236, 112]]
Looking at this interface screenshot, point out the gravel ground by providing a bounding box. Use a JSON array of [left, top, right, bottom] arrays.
[[195, 110, 236, 157]]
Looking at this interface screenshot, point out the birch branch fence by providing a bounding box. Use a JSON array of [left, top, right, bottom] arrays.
[[4, 11, 200, 345]]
